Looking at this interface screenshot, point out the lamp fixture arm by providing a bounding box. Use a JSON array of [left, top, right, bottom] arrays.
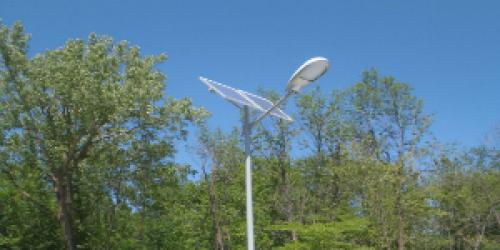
[[250, 90, 295, 128]]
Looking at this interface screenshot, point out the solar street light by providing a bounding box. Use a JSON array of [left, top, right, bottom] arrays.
[[200, 57, 329, 250]]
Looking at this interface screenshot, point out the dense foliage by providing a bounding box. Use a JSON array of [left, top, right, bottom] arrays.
[[1, 22, 499, 249]]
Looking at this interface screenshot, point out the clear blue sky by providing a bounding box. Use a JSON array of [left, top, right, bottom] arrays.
[[1, 1, 499, 154]]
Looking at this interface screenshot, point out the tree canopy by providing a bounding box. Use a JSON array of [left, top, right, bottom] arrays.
[[1, 22, 499, 249]]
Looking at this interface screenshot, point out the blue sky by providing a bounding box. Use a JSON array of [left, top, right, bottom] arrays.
[[1, 1, 499, 159]]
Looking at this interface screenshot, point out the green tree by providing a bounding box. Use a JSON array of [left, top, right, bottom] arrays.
[[432, 145, 500, 249], [344, 69, 433, 249], [0, 21, 205, 249], [252, 89, 300, 244], [296, 86, 350, 222]]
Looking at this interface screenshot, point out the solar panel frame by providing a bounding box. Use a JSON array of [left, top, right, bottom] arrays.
[[199, 77, 293, 122]]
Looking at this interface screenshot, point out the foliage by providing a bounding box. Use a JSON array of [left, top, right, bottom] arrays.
[[1, 21, 499, 249], [0, 21, 207, 249], [269, 211, 374, 249]]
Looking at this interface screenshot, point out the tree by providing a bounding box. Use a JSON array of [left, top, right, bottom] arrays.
[[344, 69, 433, 249], [0, 21, 206, 249], [432, 145, 500, 249], [296, 86, 348, 221], [196, 127, 244, 249], [253, 89, 301, 243]]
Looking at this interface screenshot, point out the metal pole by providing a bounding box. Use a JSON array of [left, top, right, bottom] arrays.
[[243, 106, 255, 250]]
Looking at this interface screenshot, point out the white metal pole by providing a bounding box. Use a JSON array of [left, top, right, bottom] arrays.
[[243, 106, 255, 250]]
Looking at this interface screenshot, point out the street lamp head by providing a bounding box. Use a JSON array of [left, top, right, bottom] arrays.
[[286, 57, 330, 93]]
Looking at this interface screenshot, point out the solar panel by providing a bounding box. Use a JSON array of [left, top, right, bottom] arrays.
[[199, 77, 293, 122]]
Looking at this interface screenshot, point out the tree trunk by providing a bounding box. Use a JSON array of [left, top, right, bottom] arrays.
[[397, 207, 405, 250], [203, 163, 224, 250], [209, 175, 225, 250], [495, 210, 500, 227], [282, 164, 297, 241], [395, 162, 405, 250], [384, 230, 392, 250], [473, 224, 485, 250], [53, 171, 76, 250], [396, 127, 405, 250]]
